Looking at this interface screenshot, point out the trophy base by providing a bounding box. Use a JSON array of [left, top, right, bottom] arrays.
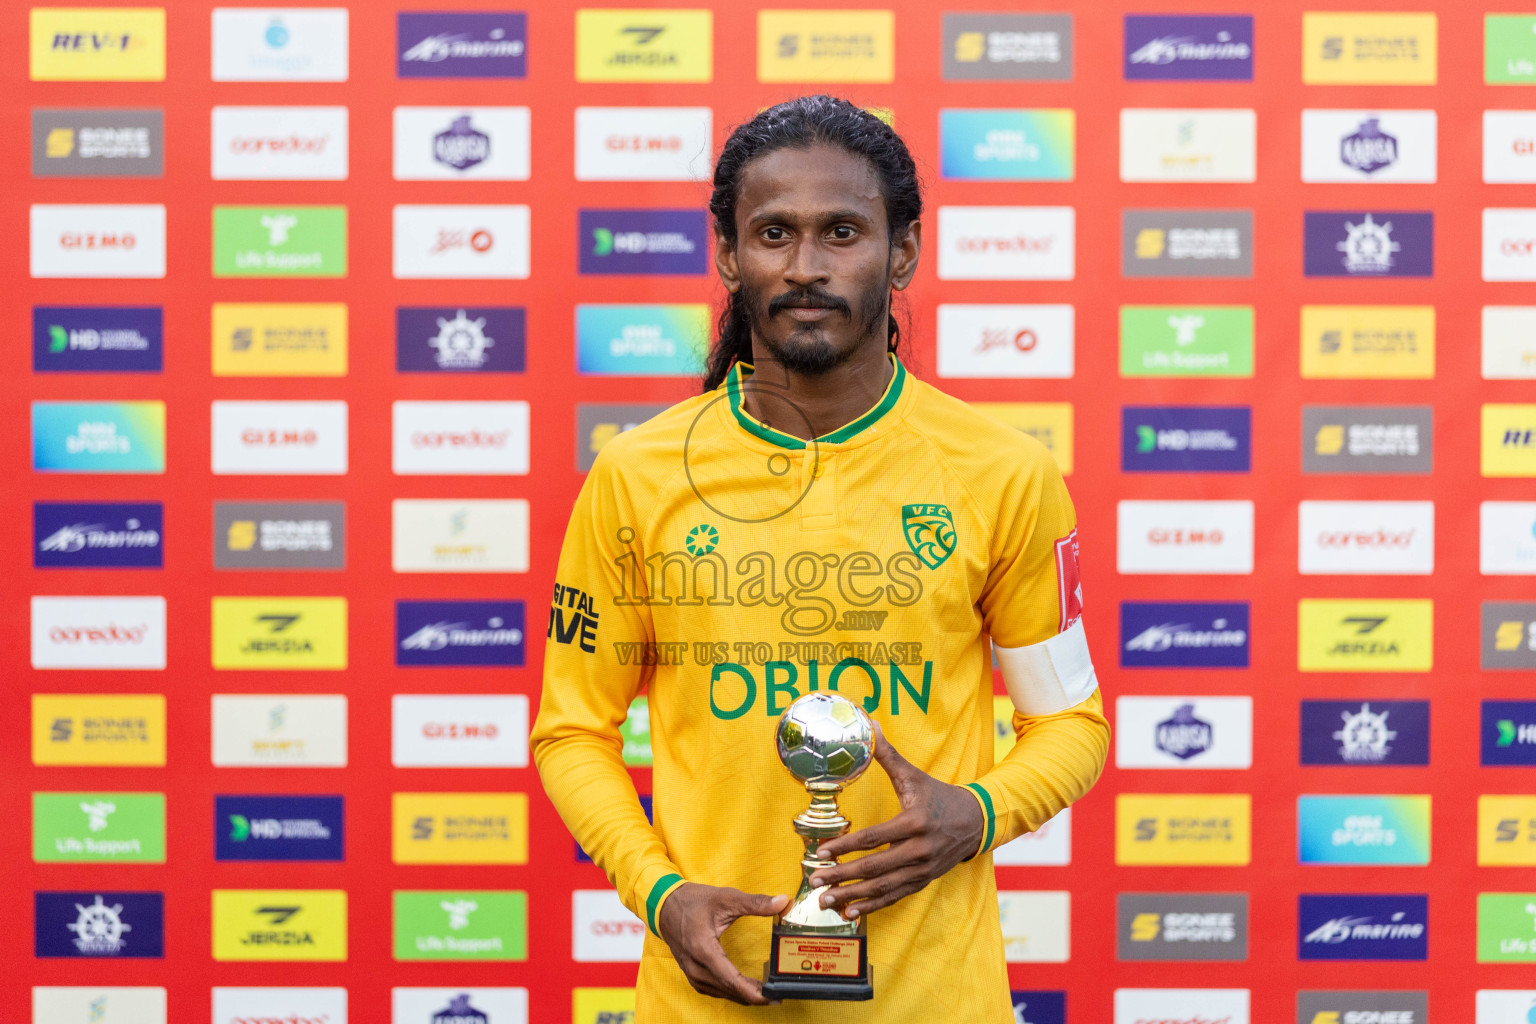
[[761, 922, 873, 1001]]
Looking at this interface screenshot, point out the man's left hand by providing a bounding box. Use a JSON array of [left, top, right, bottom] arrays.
[[808, 723, 985, 920]]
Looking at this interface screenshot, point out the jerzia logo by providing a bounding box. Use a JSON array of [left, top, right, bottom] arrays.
[[901, 504, 957, 569]]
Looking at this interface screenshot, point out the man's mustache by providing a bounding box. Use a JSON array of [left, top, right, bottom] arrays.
[[767, 288, 851, 318]]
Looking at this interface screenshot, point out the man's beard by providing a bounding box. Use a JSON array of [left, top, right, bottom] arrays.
[[743, 274, 890, 376]]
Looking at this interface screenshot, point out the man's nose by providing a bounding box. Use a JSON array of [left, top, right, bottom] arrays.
[[783, 239, 831, 287]]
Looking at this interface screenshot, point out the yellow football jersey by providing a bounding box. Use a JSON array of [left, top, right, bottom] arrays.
[[534, 356, 1108, 1023]]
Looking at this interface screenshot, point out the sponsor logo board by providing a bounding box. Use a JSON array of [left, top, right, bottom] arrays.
[[31, 596, 165, 670], [1481, 504, 1536, 575], [211, 596, 347, 670], [30, 8, 166, 81], [1485, 209, 1536, 281], [1302, 13, 1438, 85], [211, 8, 349, 82], [211, 694, 347, 767], [395, 891, 528, 962], [392, 499, 529, 573], [1302, 405, 1434, 474], [1488, 14, 1536, 83], [572, 989, 636, 1024], [1297, 500, 1434, 575], [577, 304, 709, 376], [392, 401, 530, 475], [1297, 599, 1433, 672], [937, 206, 1074, 280], [1115, 696, 1252, 769], [1482, 700, 1536, 764], [1295, 992, 1428, 1024], [1479, 893, 1536, 962], [997, 891, 1070, 962], [211, 889, 346, 961], [1304, 211, 1434, 277], [1009, 992, 1066, 1024], [33, 108, 163, 177], [1120, 407, 1249, 472], [573, 889, 646, 962], [213, 205, 346, 278], [1485, 111, 1536, 182], [1116, 501, 1254, 574], [940, 109, 1074, 181], [579, 209, 708, 275], [33, 306, 162, 373], [970, 403, 1073, 476], [31, 204, 166, 278], [33, 694, 166, 767], [1297, 795, 1431, 865], [212, 303, 347, 377], [1124, 15, 1253, 80], [394, 204, 530, 279], [942, 14, 1073, 81], [1484, 404, 1536, 476], [758, 10, 894, 83], [1116, 794, 1251, 865], [1119, 604, 1249, 669], [32, 401, 165, 474], [211, 106, 348, 180], [1301, 110, 1437, 183], [1485, 605, 1536, 671], [392, 694, 529, 768], [1300, 305, 1435, 379], [35, 892, 163, 958], [211, 989, 347, 1024], [1298, 894, 1428, 960], [1116, 892, 1248, 960], [397, 11, 527, 78], [993, 807, 1071, 866], [1484, 306, 1536, 378], [935, 304, 1073, 379], [396, 307, 525, 373], [1300, 700, 1431, 766], [576, 403, 668, 471], [1121, 209, 1251, 277], [33, 792, 166, 863], [211, 400, 348, 475], [1119, 306, 1253, 378], [214, 501, 345, 570], [1115, 990, 1250, 1024], [35, 502, 163, 569], [396, 600, 525, 666], [215, 795, 344, 862], [1477, 990, 1536, 1021], [1120, 109, 1256, 182], [1479, 796, 1536, 864], [575, 9, 711, 82], [575, 106, 712, 182], [393, 107, 530, 180], [31, 987, 168, 1024], [393, 792, 528, 864], [391, 989, 529, 1024]]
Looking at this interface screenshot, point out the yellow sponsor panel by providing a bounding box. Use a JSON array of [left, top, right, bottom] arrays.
[[1302, 13, 1437, 85], [393, 792, 529, 865], [31, 7, 166, 81], [574, 988, 637, 1024], [758, 10, 895, 83], [212, 889, 347, 961], [1482, 404, 1536, 477], [971, 403, 1073, 475], [32, 694, 166, 766], [993, 695, 1015, 762], [1116, 794, 1251, 866], [211, 597, 348, 670], [1299, 306, 1435, 379], [212, 303, 348, 377], [1298, 599, 1433, 673], [575, 9, 712, 82], [1479, 796, 1536, 866]]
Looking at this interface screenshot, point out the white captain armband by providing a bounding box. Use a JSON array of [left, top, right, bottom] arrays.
[[993, 617, 1098, 717]]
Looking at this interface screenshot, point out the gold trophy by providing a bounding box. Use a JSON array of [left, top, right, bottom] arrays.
[[762, 692, 875, 1001]]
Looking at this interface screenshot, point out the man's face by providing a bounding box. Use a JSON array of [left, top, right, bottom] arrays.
[[718, 143, 919, 375]]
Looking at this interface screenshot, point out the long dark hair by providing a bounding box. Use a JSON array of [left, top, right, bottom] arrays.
[[703, 96, 923, 392]]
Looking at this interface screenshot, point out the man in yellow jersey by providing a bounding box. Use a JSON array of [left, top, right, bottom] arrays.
[[533, 95, 1109, 1022]]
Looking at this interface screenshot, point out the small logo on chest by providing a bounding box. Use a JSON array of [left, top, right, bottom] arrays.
[[901, 504, 957, 569]]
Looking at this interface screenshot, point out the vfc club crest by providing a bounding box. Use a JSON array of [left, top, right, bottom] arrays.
[[901, 504, 957, 569]]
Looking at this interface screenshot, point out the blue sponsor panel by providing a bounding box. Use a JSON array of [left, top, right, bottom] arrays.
[[1121, 406, 1251, 472], [577, 795, 651, 862], [215, 795, 345, 862], [578, 209, 709, 275], [396, 600, 526, 666], [35, 891, 164, 958], [33, 306, 162, 372], [1297, 796, 1432, 865], [1120, 602, 1250, 668], [1300, 700, 1430, 766], [1010, 991, 1066, 1024], [1298, 894, 1427, 961], [1483, 701, 1536, 766], [397, 11, 528, 78], [34, 502, 163, 568], [1124, 15, 1254, 80], [396, 307, 526, 373], [1303, 212, 1434, 278]]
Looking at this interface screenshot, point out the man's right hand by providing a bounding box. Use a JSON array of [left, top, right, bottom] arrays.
[[656, 881, 788, 1006]]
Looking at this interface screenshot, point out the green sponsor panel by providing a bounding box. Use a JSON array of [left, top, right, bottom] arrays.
[[33, 792, 165, 862], [213, 206, 348, 278], [1486, 16, 1536, 84], [621, 696, 653, 766], [1478, 892, 1536, 961], [393, 890, 527, 961], [1120, 306, 1254, 378]]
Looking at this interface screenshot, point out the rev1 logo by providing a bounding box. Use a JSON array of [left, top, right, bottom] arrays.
[[35, 891, 163, 958], [1482, 701, 1536, 765], [573, 890, 646, 962], [1116, 892, 1248, 960], [1299, 894, 1428, 961], [1300, 700, 1430, 766], [1120, 602, 1249, 668], [211, 889, 347, 961], [1295, 991, 1427, 1024], [393, 205, 531, 279], [1304, 211, 1434, 278], [33, 306, 161, 372], [396, 307, 525, 373], [398, 12, 527, 78], [579, 209, 709, 275], [215, 795, 344, 862], [942, 14, 1074, 81], [1116, 696, 1252, 769], [1124, 15, 1253, 80], [1121, 407, 1250, 472], [35, 502, 162, 568], [936, 304, 1074, 379], [397, 601, 525, 667]]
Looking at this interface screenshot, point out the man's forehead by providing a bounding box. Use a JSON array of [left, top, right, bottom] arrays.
[[735, 145, 884, 218]]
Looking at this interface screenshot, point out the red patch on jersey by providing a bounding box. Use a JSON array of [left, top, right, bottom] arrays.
[[1054, 528, 1082, 631]]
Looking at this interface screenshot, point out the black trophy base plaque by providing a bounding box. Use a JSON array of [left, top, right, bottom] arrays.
[[761, 920, 874, 1001]]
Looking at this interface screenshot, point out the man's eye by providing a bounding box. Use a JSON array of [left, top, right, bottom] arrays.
[[763, 227, 787, 241], [831, 226, 856, 240]]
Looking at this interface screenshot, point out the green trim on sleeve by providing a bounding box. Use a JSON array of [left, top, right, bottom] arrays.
[[964, 783, 997, 852], [645, 872, 684, 937]]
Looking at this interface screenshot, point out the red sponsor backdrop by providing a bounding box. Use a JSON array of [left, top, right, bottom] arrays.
[[4, 0, 1533, 1020]]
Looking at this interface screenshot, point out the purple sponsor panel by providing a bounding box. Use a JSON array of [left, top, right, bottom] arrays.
[[579, 209, 709, 275], [35, 502, 163, 568], [1120, 602, 1250, 668], [397, 12, 527, 78], [33, 306, 162, 372], [35, 891, 164, 958], [1304, 211, 1434, 278], [396, 600, 525, 666], [1298, 895, 1428, 961], [1300, 700, 1430, 765], [396, 307, 526, 372], [1124, 15, 1253, 80], [1121, 406, 1251, 472]]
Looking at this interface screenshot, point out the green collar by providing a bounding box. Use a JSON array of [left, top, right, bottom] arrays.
[[724, 354, 908, 450]]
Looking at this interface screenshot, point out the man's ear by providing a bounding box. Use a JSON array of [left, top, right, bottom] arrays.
[[715, 230, 741, 293], [889, 220, 922, 292]]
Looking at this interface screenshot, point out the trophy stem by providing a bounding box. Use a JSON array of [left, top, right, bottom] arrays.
[[780, 785, 858, 932]]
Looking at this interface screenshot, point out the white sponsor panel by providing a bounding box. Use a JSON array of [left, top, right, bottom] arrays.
[[936, 304, 1074, 378], [33, 987, 167, 1024], [1116, 500, 1255, 575], [1120, 109, 1256, 182], [1300, 109, 1437, 183], [31, 596, 166, 671], [392, 107, 531, 181], [211, 694, 347, 767], [936, 206, 1075, 281], [1483, 306, 1536, 379], [572, 890, 646, 962], [392, 204, 530, 279], [211, 400, 348, 475], [1298, 500, 1435, 575], [1484, 111, 1536, 183], [997, 891, 1069, 962], [1478, 991, 1536, 1022], [30, 204, 166, 279], [392, 989, 528, 1024], [1481, 502, 1536, 575], [993, 807, 1071, 866], [392, 499, 530, 573], [392, 694, 529, 768], [1115, 696, 1254, 770], [211, 8, 349, 82], [392, 402, 530, 476], [212, 989, 346, 1024], [575, 106, 713, 181], [1485, 208, 1536, 281], [1114, 989, 1250, 1024], [211, 106, 348, 180]]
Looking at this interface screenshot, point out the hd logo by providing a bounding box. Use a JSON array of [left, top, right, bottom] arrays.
[[1297, 599, 1433, 672], [211, 596, 347, 669], [1482, 701, 1536, 766], [211, 890, 346, 961]]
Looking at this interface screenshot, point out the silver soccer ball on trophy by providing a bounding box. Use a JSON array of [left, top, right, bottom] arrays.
[[775, 692, 875, 788]]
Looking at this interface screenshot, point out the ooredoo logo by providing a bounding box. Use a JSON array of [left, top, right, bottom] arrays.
[[1486, 209, 1536, 281], [212, 107, 348, 181], [31, 596, 166, 670], [572, 890, 646, 962], [1298, 501, 1434, 574], [937, 206, 1075, 280], [392, 402, 529, 475]]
